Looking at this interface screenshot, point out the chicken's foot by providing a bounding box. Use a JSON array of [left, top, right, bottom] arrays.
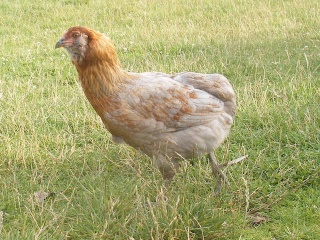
[[219, 155, 248, 168], [209, 152, 230, 194], [209, 153, 247, 194]]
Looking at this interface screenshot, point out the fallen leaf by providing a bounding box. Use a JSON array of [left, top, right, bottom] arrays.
[[249, 213, 269, 226], [34, 191, 55, 204]]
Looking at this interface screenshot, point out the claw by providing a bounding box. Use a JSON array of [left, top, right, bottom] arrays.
[[209, 153, 247, 194]]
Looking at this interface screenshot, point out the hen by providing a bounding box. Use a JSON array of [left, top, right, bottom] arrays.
[[55, 26, 241, 193]]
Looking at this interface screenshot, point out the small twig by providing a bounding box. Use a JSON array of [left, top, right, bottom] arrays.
[[248, 174, 316, 214], [219, 155, 248, 168]]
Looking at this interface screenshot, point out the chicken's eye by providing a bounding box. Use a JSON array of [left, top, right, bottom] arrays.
[[73, 32, 80, 38]]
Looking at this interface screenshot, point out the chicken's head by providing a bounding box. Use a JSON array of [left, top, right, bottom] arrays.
[[56, 26, 120, 69], [55, 26, 93, 63]]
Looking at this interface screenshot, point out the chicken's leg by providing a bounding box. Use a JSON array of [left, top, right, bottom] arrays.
[[153, 156, 180, 181], [209, 152, 230, 194]]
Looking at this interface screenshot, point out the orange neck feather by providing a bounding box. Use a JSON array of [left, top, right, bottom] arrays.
[[72, 33, 132, 97]]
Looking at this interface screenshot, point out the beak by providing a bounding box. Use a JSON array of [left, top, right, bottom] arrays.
[[55, 38, 65, 49]]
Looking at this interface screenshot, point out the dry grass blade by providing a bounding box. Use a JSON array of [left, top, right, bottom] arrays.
[[248, 173, 318, 214], [0, 211, 3, 234]]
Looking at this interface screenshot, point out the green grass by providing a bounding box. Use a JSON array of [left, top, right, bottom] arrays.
[[0, 0, 319, 239]]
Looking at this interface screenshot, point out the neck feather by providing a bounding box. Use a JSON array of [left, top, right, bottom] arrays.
[[73, 36, 131, 96]]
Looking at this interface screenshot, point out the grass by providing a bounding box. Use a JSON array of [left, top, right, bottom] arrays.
[[0, 0, 319, 239]]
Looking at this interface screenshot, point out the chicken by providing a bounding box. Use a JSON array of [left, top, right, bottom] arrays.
[[55, 26, 239, 193]]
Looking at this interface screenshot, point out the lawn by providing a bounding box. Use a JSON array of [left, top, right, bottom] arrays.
[[0, 0, 319, 239]]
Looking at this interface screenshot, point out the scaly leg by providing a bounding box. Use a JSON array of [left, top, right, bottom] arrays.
[[209, 152, 230, 194]]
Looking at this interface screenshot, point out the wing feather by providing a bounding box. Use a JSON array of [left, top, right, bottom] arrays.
[[112, 75, 225, 134]]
